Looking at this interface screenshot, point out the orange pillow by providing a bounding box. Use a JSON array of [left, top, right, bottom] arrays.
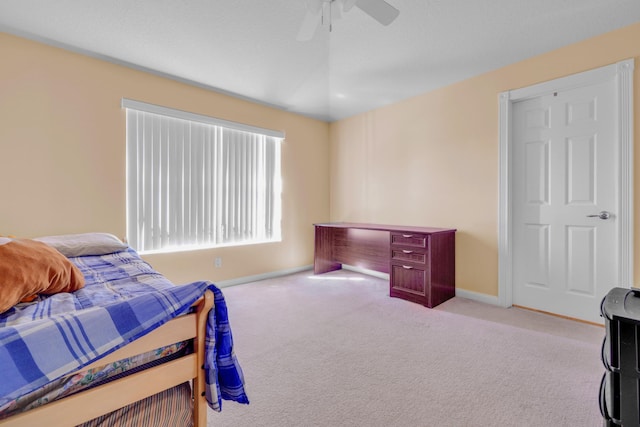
[[0, 239, 85, 313]]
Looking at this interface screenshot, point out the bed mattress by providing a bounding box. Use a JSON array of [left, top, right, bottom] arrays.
[[0, 248, 248, 415]]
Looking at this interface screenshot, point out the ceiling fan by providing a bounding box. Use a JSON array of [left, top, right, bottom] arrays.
[[297, 0, 400, 41]]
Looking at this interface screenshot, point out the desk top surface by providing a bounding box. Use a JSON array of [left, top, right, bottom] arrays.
[[314, 222, 456, 234]]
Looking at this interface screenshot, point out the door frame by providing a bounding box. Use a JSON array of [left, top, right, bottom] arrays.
[[498, 59, 635, 308]]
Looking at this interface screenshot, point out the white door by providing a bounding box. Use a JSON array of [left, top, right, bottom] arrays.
[[511, 79, 618, 324]]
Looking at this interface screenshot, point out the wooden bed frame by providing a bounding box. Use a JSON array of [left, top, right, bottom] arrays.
[[0, 290, 214, 427]]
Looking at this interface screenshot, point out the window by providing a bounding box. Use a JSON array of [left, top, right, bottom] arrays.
[[123, 99, 283, 254]]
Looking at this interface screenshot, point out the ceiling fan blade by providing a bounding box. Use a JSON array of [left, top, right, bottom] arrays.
[[296, 9, 322, 41], [355, 0, 399, 26]]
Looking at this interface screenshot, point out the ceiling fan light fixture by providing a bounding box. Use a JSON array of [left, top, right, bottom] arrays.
[[296, 0, 399, 41], [321, 0, 338, 32]]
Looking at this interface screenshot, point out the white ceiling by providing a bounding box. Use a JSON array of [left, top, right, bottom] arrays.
[[1, 0, 639, 122]]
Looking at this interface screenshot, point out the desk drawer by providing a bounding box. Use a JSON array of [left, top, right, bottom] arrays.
[[391, 233, 428, 249], [391, 249, 427, 264], [390, 263, 427, 296]]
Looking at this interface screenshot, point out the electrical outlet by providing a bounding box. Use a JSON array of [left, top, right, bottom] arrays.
[[214, 257, 222, 268]]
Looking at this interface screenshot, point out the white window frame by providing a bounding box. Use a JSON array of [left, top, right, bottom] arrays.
[[123, 98, 284, 254]]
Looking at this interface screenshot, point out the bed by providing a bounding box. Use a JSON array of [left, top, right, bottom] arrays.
[[0, 233, 249, 426]]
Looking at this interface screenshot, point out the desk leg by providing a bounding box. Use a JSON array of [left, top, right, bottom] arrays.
[[314, 226, 342, 274]]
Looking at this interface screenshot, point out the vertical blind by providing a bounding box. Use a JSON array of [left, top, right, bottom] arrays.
[[124, 100, 283, 254]]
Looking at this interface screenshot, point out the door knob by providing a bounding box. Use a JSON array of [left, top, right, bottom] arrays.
[[586, 211, 611, 220]]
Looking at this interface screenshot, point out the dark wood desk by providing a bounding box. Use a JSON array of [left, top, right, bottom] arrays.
[[314, 223, 456, 308]]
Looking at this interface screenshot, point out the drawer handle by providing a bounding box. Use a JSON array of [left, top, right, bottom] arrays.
[[402, 265, 413, 270], [402, 234, 413, 238], [402, 250, 413, 254]]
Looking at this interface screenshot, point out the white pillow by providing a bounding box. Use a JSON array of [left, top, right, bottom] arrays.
[[35, 232, 128, 257]]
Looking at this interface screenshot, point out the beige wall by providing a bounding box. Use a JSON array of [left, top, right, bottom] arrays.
[[329, 22, 640, 298], [0, 32, 330, 284], [3, 22, 640, 298]]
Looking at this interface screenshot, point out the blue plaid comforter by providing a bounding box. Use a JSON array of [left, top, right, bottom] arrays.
[[0, 248, 248, 413]]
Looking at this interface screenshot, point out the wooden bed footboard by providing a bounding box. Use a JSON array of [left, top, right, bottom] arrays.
[[0, 290, 214, 427]]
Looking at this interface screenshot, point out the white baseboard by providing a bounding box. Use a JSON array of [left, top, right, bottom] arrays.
[[215, 265, 313, 288], [215, 264, 388, 287], [455, 288, 501, 306], [216, 265, 501, 309]]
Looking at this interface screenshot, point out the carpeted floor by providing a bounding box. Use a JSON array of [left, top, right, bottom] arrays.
[[209, 269, 604, 427]]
